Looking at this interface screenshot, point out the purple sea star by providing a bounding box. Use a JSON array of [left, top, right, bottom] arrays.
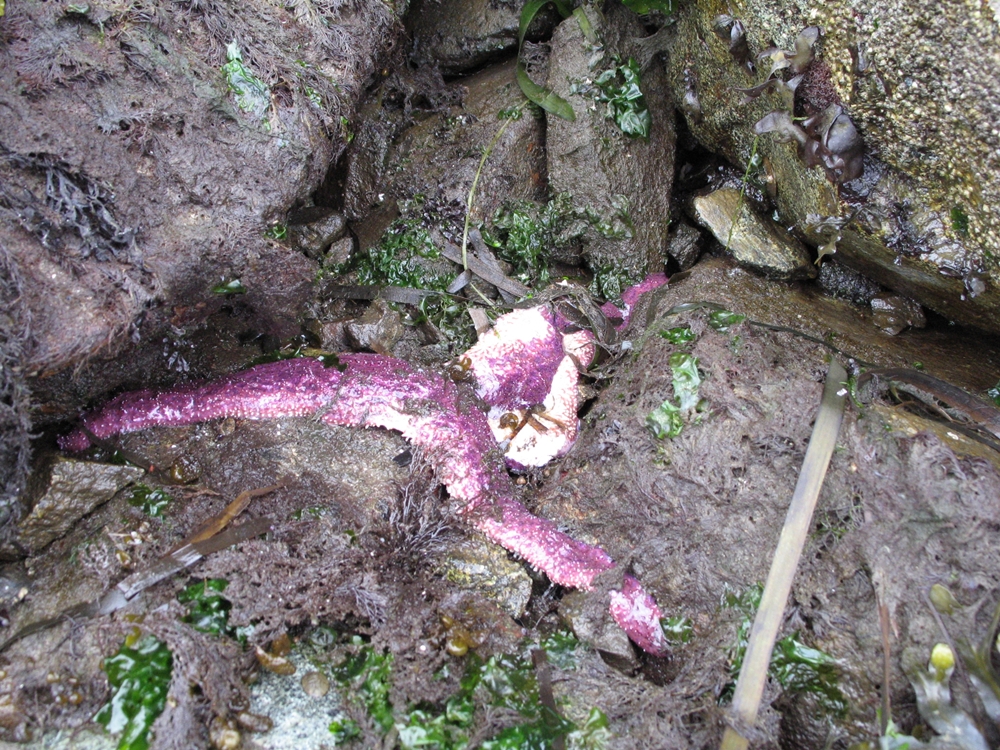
[[60, 278, 670, 655]]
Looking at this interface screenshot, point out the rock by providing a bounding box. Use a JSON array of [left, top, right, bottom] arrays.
[[2, 0, 404, 528], [343, 58, 545, 227], [690, 188, 816, 280], [288, 208, 347, 260], [626, 255, 1000, 391], [5, 458, 144, 558], [545, 3, 677, 295], [870, 293, 926, 335], [2, 0, 397, 375], [667, 222, 703, 271], [345, 298, 405, 355], [440, 536, 532, 619], [325, 236, 355, 268], [816, 260, 884, 306], [559, 588, 638, 672], [408, 0, 558, 74], [663, 0, 1000, 331]]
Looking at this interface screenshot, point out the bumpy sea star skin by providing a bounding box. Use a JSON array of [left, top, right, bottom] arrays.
[[60, 353, 667, 655]]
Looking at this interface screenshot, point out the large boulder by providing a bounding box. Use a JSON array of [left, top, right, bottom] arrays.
[[546, 2, 677, 297], [0, 0, 401, 509], [663, 0, 1000, 330]]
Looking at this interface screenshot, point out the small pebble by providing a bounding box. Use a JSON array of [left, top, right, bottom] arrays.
[[300, 670, 330, 698]]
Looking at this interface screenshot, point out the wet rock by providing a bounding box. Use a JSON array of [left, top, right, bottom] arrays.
[[3, 458, 144, 558], [536, 257, 1000, 745], [545, 4, 676, 291], [664, 0, 1000, 331], [559, 588, 638, 673], [870, 293, 926, 335], [408, 0, 557, 74], [816, 260, 884, 306], [667, 222, 703, 271], [2, 0, 398, 375], [631, 255, 1000, 391], [440, 537, 532, 620], [326, 236, 355, 268], [690, 188, 816, 280], [345, 298, 404, 356], [343, 59, 544, 227], [4, 0, 406, 530], [287, 208, 347, 260], [121, 418, 410, 533]]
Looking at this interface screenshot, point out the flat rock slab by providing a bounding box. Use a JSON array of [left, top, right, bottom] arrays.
[[690, 187, 816, 280], [8, 458, 145, 557], [663, 0, 1000, 331]]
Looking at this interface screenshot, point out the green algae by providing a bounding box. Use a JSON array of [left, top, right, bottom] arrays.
[[659, 326, 696, 346], [327, 630, 609, 749], [127, 484, 171, 518], [572, 57, 651, 140], [95, 635, 173, 750], [211, 278, 247, 296], [722, 585, 847, 716], [646, 352, 704, 439], [177, 579, 237, 639], [221, 42, 270, 121]]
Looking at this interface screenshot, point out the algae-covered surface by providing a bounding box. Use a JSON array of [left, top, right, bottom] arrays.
[[2, 259, 1000, 748]]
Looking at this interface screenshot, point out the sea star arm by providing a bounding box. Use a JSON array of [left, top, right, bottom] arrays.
[[60, 354, 666, 654]]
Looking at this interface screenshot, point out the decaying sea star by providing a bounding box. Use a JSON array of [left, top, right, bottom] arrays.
[[61, 275, 670, 655]]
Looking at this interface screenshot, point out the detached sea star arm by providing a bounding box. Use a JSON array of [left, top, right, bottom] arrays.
[[60, 354, 667, 654]]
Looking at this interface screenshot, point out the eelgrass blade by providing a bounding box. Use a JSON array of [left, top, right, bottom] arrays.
[[720, 359, 847, 750]]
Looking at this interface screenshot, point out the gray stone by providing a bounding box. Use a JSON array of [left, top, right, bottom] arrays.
[[345, 298, 405, 356], [663, 0, 1000, 330], [545, 3, 677, 292], [12, 458, 145, 556], [439, 536, 532, 620], [408, 0, 558, 74], [325, 236, 354, 268], [559, 588, 638, 672], [667, 222, 703, 271], [870, 293, 926, 335], [287, 208, 347, 260], [690, 188, 816, 280], [342, 58, 545, 231]]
